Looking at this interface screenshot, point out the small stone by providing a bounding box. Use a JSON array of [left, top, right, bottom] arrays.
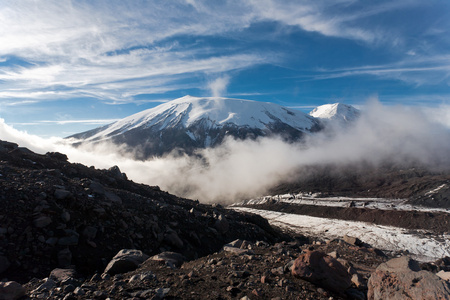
[[226, 286, 240, 295], [164, 231, 184, 249], [55, 189, 71, 200], [328, 251, 339, 259], [61, 211, 71, 222], [226, 239, 244, 248], [351, 273, 364, 288], [49, 268, 77, 283], [83, 226, 98, 240], [223, 246, 251, 255], [151, 251, 185, 267], [45, 237, 59, 246], [214, 214, 229, 234], [34, 215, 52, 228], [343, 235, 360, 246], [87, 240, 97, 248], [32, 277, 57, 293], [271, 266, 284, 276], [63, 293, 76, 300], [93, 290, 107, 299], [90, 181, 105, 194], [437, 270, 450, 281], [90, 273, 101, 282], [73, 287, 85, 296], [104, 249, 149, 275], [105, 192, 122, 204], [58, 235, 79, 246], [153, 287, 170, 300], [63, 284, 76, 293]]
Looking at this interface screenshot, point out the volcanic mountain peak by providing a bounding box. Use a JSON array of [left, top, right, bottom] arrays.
[[309, 103, 360, 122], [78, 96, 318, 141]]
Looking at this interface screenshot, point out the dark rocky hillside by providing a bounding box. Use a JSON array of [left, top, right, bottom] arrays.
[[0, 140, 282, 283]]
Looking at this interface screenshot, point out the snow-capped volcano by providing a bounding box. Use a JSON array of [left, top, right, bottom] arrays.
[[309, 103, 360, 123], [69, 96, 321, 157]]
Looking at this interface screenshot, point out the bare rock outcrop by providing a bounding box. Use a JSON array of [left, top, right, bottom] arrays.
[[291, 250, 352, 294], [368, 256, 450, 300]]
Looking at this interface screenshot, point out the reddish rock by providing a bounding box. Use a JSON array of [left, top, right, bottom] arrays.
[[368, 256, 450, 300], [291, 250, 351, 294]]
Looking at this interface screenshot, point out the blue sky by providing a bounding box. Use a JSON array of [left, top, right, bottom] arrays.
[[0, 0, 449, 137]]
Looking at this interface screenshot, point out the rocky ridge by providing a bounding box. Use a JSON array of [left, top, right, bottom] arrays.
[[0, 140, 281, 282]]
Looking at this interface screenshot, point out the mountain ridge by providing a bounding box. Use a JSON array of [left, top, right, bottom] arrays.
[[68, 96, 324, 157]]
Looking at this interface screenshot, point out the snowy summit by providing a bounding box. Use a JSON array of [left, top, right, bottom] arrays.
[[69, 96, 321, 157], [309, 103, 360, 123]]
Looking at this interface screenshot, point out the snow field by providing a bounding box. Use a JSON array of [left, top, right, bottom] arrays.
[[233, 207, 450, 262]]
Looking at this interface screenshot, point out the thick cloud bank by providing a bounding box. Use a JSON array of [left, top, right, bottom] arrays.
[[1, 101, 450, 203]]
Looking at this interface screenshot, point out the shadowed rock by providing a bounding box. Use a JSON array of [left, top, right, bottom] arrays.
[[0, 281, 25, 300], [104, 249, 149, 275]]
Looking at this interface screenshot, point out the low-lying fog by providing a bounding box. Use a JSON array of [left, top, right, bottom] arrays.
[[2, 100, 450, 203]]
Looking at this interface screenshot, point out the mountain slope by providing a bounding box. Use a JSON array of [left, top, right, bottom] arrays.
[[69, 96, 322, 157], [309, 103, 360, 123]]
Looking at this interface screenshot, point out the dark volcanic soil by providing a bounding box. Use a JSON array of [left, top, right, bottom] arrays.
[[24, 238, 393, 300], [240, 202, 450, 234]]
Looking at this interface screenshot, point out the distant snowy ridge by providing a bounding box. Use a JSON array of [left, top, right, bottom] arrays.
[[76, 96, 319, 141], [68, 96, 323, 157], [309, 103, 360, 123]]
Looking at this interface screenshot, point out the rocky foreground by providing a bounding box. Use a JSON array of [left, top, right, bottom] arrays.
[[1, 139, 450, 299]]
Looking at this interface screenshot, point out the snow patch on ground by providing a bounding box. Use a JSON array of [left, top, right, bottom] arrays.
[[425, 184, 447, 196], [233, 207, 450, 262], [233, 194, 450, 213]]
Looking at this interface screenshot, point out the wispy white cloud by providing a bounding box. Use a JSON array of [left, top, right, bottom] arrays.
[[0, 52, 269, 102], [246, 0, 425, 44], [0, 0, 448, 107], [38, 119, 119, 125], [301, 55, 450, 86], [0, 1, 271, 103]]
